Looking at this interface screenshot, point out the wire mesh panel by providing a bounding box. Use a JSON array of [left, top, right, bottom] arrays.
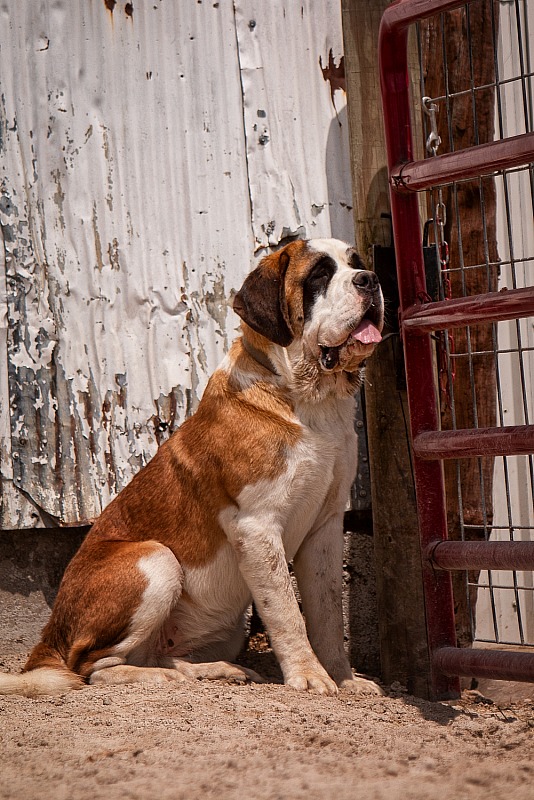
[[379, 0, 534, 698], [416, 0, 534, 652]]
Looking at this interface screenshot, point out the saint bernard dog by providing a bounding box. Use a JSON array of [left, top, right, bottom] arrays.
[[0, 238, 384, 698]]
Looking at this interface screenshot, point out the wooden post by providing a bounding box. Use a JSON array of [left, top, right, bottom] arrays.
[[342, 0, 431, 695]]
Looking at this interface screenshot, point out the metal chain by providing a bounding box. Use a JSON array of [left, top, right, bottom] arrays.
[[423, 96, 441, 156], [423, 96, 450, 293], [423, 96, 455, 407]]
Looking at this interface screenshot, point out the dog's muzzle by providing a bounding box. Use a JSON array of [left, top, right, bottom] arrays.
[[319, 271, 383, 372]]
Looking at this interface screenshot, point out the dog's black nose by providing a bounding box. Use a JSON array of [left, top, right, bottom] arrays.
[[352, 270, 379, 293]]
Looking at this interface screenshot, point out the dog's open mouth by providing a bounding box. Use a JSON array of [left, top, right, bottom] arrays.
[[319, 307, 382, 372]]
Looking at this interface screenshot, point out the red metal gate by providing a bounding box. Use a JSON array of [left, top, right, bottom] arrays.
[[379, 0, 534, 699]]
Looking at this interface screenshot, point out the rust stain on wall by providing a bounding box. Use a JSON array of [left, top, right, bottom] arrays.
[[319, 50, 346, 106], [104, 0, 133, 21]]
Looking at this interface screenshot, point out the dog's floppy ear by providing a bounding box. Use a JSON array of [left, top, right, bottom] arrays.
[[233, 249, 294, 347]]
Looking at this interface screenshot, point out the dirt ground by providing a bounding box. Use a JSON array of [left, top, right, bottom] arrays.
[[1, 590, 534, 800]]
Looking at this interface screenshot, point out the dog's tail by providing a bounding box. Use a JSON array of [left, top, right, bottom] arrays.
[[0, 644, 84, 697], [0, 668, 83, 697]]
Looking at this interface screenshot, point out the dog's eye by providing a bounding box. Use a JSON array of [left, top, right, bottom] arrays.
[[347, 249, 365, 271], [306, 258, 335, 292], [302, 256, 336, 321]]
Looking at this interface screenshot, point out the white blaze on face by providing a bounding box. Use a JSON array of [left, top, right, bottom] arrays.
[[304, 239, 383, 353], [307, 238, 353, 263]]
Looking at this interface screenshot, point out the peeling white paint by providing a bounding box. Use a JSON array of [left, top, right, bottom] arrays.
[[234, 1, 353, 250], [0, 0, 353, 527]]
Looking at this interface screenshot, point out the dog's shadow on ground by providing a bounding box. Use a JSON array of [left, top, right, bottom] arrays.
[[237, 628, 284, 685], [237, 635, 463, 728]]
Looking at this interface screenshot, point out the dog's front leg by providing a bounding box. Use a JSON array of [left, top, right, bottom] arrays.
[[293, 514, 383, 696], [228, 522, 338, 696]]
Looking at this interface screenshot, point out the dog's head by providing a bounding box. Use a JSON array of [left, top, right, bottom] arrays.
[[233, 238, 384, 375]]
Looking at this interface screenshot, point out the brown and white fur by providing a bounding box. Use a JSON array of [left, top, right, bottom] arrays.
[[0, 238, 384, 698]]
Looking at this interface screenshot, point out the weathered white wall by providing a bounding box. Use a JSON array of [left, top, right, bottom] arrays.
[[0, 0, 353, 527]]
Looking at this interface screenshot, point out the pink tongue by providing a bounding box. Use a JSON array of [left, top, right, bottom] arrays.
[[350, 319, 382, 344]]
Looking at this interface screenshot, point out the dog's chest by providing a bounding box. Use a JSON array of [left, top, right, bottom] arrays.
[[285, 403, 356, 547], [229, 397, 357, 560]]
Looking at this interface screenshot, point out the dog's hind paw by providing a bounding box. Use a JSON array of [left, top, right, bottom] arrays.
[[89, 665, 189, 687], [338, 674, 384, 696], [180, 661, 265, 685]]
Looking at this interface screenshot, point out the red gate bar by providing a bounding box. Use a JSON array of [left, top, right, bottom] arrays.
[[391, 132, 534, 192], [434, 647, 534, 682], [379, 0, 461, 699], [414, 425, 534, 460], [403, 286, 534, 333], [381, 0, 469, 33], [428, 541, 534, 572]]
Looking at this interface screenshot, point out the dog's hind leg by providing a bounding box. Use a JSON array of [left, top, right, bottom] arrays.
[[85, 545, 262, 687], [4, 539, 185, 696], [120, 622, 264, 686], [18, 535, 259, 692], [83, 541, 187, 686]]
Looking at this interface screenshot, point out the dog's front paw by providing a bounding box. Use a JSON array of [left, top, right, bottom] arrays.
[[338, 673, 384, 696], [285, 666, 339, 696]]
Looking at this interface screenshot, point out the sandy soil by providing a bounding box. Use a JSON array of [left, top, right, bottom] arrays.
[[1, 592, 533, 800]]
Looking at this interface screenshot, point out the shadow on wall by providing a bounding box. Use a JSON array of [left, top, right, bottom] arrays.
[[325, 103, 355, 245], [325, 101, 382, 677], [0, 528, 88, 608]]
